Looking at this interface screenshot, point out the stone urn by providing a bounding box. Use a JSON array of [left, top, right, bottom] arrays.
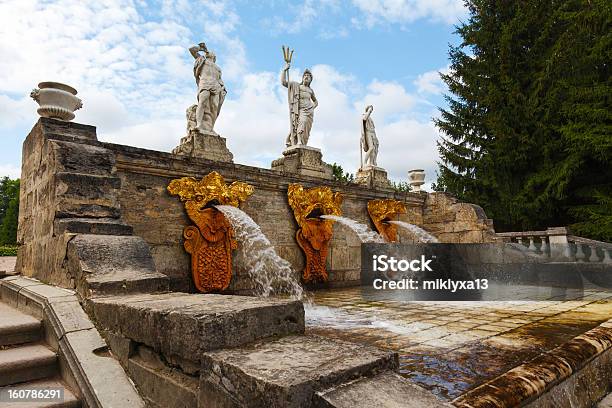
[[408, 169, 426, 192], [30, 82, 82, 121]]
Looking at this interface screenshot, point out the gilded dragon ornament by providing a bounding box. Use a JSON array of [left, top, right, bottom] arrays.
[[287, 184, 343, 283], [168, 172, 254, 293], [367, 199, 407, 242]]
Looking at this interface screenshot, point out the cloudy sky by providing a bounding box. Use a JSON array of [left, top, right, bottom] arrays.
[[0, 0, 466, 187]]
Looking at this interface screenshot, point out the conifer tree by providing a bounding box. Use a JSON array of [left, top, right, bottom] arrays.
[[435, 0, 611, 240]]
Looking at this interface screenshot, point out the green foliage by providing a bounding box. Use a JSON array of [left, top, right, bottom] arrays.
[[435, 0, 612, 241], [392, 181, 412, 192], [0, 245, 18, 257], [331, 163, 355, 183], [0, 177, 20, 245]]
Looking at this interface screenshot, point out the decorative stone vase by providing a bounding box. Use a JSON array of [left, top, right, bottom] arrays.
[[30, 82, 82, 121], [408, 169, 426, 192]]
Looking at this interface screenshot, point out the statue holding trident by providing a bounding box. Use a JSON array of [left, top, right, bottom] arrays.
[[189, 42, 226, 135], [281, 46, 318, 147], [361, 105, 379, 168]]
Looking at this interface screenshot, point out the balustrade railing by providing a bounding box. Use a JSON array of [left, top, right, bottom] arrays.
[[497, 227, 612, 264]]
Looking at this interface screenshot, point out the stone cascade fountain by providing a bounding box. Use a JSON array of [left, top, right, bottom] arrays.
[[215, 204, 304, 299]]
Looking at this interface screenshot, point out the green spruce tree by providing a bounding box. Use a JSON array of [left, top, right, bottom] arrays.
[[435, 0, 611, 240]]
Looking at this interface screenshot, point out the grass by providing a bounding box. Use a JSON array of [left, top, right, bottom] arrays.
[[0, 245, 18, 257]]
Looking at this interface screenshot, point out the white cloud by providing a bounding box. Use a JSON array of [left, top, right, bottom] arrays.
[[214, 63, 440, 186], [0, 164, 21, 179], [352, 0, 467, 26], [414, 66, 449, 94], [0, 0, 443, 190], [101, 119, 184, 152]]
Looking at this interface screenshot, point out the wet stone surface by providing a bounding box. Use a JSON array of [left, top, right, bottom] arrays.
[[305, 286, 612, 400]]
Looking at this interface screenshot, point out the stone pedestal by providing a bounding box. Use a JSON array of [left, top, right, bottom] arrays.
[[271, 146, 333, 180], [172, 130, 233, 163], [355, 166, 391, 189]]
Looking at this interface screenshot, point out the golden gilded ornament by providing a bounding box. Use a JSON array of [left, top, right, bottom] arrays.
[[367, 199, 407, 242], [287, 184, 343, 283], [168, 171, 254, 293]]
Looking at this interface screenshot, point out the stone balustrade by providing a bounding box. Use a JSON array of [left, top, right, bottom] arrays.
[[497, 227, 612, 263]]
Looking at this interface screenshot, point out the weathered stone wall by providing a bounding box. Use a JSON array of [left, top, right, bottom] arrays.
[[422, 192, 498, 243], [108, 143, 424, 290], [16, 118, 126, 287], [16, 119, 169, 296], [16, 118, 498, 292]]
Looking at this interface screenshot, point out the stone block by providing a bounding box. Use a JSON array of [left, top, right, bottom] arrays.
[[90, 293, 305, 366], [173, 130, 233, 163], [354, 166, 392, 189], [271, 146, 333, 179], [128, 350, 199, 408], [103, 331, 135, 366], [51, 139, 115, 175], [45, 299, 94, 339], [40, 117, 98, 140], [59, 328, 145, 408], [199, 335, 397, 408], [67, 234, 169, 296], [314, 372, 452, 408], [54, 218, 133, 235], [18, 284, 75, 319]]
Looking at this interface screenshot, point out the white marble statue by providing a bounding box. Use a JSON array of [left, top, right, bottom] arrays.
[[189, 42, 226, 135], [281, 46, 318, 148], [361, 105, 379, 168]]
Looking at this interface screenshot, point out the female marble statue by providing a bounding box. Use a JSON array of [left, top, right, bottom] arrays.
[[361, 105, 379, 167]]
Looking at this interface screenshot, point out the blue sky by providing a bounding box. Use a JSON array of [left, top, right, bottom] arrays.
[[0, 0, 467, 185]]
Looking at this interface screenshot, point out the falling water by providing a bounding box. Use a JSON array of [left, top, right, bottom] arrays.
[[215, 205, 304, 299], [320, 215, 385, 243], [388, 220, 439, 243]]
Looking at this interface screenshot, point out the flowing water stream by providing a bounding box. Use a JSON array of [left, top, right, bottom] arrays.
[[215, 205, 304, 299], [319, 214, 385, 243], [388, 220, 439, 243]]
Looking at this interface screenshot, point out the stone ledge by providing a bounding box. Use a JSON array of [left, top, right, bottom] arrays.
[[67, 234, 170, 297], [55, 218, 133, 236], [0, 275, 145, 408], [200, 334, 397, 408], [452, 319, 612, 408], [314, 372, 453, 408], [89, 292, 305, 366]]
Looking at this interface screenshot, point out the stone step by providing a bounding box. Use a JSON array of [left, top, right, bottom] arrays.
[[199, 334, 398, 408], [90, 292, 304, 367], [0, 344, 57, 386], [54, 218, 133, 236], [68, 234, 170, 297], [0, 302, 42, 346], [313, 372, 453, 408], [0, 378, 80, 408]]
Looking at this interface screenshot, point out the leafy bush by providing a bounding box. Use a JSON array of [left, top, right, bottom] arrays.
[[0, 245, 17, 257]]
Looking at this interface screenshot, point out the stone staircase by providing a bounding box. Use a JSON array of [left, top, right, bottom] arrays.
[[0, 301, 80, 407]]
